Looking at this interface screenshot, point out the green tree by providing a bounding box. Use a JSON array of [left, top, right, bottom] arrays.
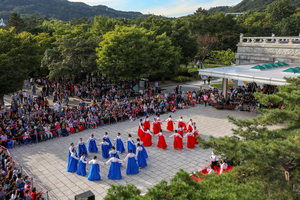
[[266, 0, 296, 23], [0, 28, 39, 104], [96, 26, 180, 80], [197, 33, 218, 68], [41, 36, 100, 80], [6, 12, 25, 33]]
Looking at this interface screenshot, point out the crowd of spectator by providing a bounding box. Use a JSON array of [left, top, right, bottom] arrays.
[[0, 147, 43, 200]]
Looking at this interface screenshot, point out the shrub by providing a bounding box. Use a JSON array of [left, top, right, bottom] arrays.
[[188, 68, 200, 79], [173, 76, 192, 82], [175, 66, 190, 76]]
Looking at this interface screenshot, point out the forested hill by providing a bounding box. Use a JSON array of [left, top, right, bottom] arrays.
[[209, 0, 300, 13], [0, 0, 146, 21]]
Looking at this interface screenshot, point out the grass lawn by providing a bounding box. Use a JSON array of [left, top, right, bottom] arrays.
[[210, 82, 234, 89]]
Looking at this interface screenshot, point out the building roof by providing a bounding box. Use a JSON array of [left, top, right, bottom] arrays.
[[198, 63, 300, 85]]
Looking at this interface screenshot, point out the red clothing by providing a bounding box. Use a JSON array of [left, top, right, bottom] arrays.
[[178, 121, 187, 131], [193, 130, 199, 144], [138, 125, 145, 141], [143, 120, 151, 130], [142, 131, 153, 146], [152, 122, 160, 135], [187, 135, 195, 148], [166, 120, 174, 131], [157, 134, 167, 149], [31, 191, 41, 200], [171, 134, 183, 149]]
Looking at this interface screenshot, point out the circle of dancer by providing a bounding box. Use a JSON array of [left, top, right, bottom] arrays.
[[67, 115, 200, 181]]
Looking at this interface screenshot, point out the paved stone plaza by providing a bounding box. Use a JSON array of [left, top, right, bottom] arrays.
[[7, 104, 261, 200]]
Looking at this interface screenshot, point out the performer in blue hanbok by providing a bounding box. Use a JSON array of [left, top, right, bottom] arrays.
[[86, 134, 100, 153], [98, 138, 110, 159], [109, 146, 121, 159], [101, 132, 113, 149], [113, 133, 125, 153], [77, 152, 87, 176], [68, 143, 77, 163], [106, 154, 123, 180], [67, 149, 79, 173], [76, 138, 88, 157], [123, 150, 139, 175], [136, 143, 147, 168], [127, 134, 136, 154], [87, 156, 106, 181], [136, 138, 148, 159]]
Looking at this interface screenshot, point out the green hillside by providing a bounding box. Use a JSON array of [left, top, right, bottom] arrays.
[[0, 0, 146, 21], [209, 0, 300, 13]]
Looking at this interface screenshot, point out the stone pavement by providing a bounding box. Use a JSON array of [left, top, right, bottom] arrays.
[[8, 104, 263, 200]]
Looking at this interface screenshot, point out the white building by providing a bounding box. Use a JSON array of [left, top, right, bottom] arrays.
[[0, 18, 6, 26]]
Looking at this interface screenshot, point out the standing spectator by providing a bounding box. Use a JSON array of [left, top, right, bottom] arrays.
[[203, 76, 207, 84], [65, 94, 69, 106], [155, 81, 158, 93], [203, 93, 208, 107]]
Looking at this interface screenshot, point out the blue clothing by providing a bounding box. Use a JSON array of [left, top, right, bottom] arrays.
[[116, 139, 125, 153], [101, 144, 110, 159], [67, 155, 78, 173], [108, 162, 122, 180], [88, 139, 98, 153], [126, 157, 139, 175], [140, 144, 148, 159], [68, 150, 77, 163], [105, 137, 113, 149], [137, 150, 147, 168], [78, 143, 88, 157], [77, 157, 87, 176], [87, 163, 101, 181], [127, 140, 136, 154]]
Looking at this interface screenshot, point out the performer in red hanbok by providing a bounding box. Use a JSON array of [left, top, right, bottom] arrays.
[[143, 116, 151, 130], [156, 114, 163, 130], [177, 125, 185, 137], [193, 125, 199, 144], [177, 117, 187, 131], [152, 118, 160, 135], [142, 127, 153, 147], [169, 130, 183, 149], [166, 115, 176, 131], [156, 129, 167, 149], [187, 119, 193, 132], [138, 119, 145, 141], [184, 130, 195, 148]]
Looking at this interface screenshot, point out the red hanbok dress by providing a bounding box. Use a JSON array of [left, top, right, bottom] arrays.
[[142, 130, 153, 147], [166, 118, 175, 131], [178, 120, 187, 131], [193, 129, 199, 144], [143, 119, 151, 130], [152, 121, 160, 135], [138, 125, 145, 141], [187, 122, 193, 132], [157, 132, 167, 149], [169, 133, 183, 149], [184, 132, 195, 148], [156, 118, 162, 130]]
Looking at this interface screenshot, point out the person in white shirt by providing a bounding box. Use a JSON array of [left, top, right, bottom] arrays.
[[98, 138, 110, 159], [87, 156, 106, 181], [109, 146, 121, 159], [113, 133, 125, 153], [106, 154, 123, 179], [136, 144, 147, 168], [123, 149, 139, 175], [219, 160, 228, 174]]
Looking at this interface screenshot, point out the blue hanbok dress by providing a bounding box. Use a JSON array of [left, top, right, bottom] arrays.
[[137, 148, 147, 168], [88, 138, 98, 153], [67, 153, 78, 173], [138, 143, 148, 159], [87, 160, 102, 181], [107, 158, 122, 180], [78, 142, 88, 157], [127, 139, 136, 154], [115, 137, 125, 153], [77, 156, 87, 176], [126, 155, 139, 175], [68, 147, 77, 162], [101, 142, 110, 159], [104, 136, 113, 149]]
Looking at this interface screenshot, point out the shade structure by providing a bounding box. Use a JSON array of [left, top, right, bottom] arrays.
[[261, 64, 268, 69], [282, 67, 300, 73], [251, 65, 264, 69], [266, 63, 275, 68], [273, 63, 280, 67], [279, 62, 288, 66]]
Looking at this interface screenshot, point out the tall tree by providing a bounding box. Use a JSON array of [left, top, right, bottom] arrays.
[[96, 26, 180, 81], [197, 34, 218, 68], [41, 36, 100, 80], [6, 12, 25, 33], [266, 0, 296, 23], [0, 28, 39, 104]]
